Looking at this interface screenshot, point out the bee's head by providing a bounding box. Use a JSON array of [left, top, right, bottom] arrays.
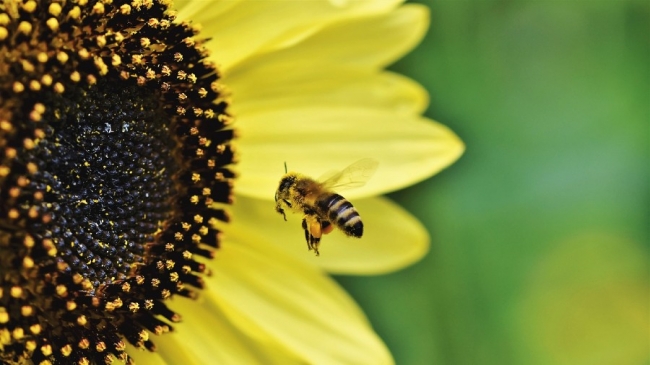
[[275, 174, 296, 221], [275, 162, 293, 201], [276, 174, 296, 197]]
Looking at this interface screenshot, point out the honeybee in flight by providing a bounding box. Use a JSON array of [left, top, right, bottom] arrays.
[[274, 158, 379, 256]]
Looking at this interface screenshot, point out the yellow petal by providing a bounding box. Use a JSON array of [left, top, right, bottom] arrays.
[[227, 4, 428, 77], [257, 0, 409, 55], [236, 111, 464, 200], [203, 234, 394, 364], [159, 297, 302, 365], [227, 195, 428, 275], [175, 0, 241, 23], [227, 70, 428, 117], [191, 0, 403, 71], [124, 346, 171, 365]]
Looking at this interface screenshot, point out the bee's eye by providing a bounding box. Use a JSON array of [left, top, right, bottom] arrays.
[[279, 176, 295, 192]]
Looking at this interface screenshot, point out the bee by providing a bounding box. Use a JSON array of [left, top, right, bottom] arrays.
[[274, 158, 379, 256]]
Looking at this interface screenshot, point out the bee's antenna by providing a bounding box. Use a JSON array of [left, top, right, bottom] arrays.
[[284, 161, 288, 174]]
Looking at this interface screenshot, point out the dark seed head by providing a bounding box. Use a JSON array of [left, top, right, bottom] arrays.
[[0, 0, 234, 363]]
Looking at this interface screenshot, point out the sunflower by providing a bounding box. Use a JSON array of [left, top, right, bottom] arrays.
[[0, 0, 462, 364]]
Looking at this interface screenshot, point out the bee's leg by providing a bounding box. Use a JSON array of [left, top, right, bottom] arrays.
[[276, 202, 287, 221], [301, 218, 310, 248], [302, 214, 322, 256]]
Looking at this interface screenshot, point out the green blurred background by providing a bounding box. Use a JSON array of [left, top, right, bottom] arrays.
[[336, 1, 649, 364]]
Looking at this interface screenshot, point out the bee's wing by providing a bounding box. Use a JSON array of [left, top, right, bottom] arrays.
[[318, 158, 379, 191]]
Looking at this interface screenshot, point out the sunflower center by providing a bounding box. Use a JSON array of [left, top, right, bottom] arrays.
[[0, 0, 235, 361], [27, 81, 180, 289]]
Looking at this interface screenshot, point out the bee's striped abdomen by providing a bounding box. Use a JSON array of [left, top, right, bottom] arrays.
[[316, 193, 363, 238]]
